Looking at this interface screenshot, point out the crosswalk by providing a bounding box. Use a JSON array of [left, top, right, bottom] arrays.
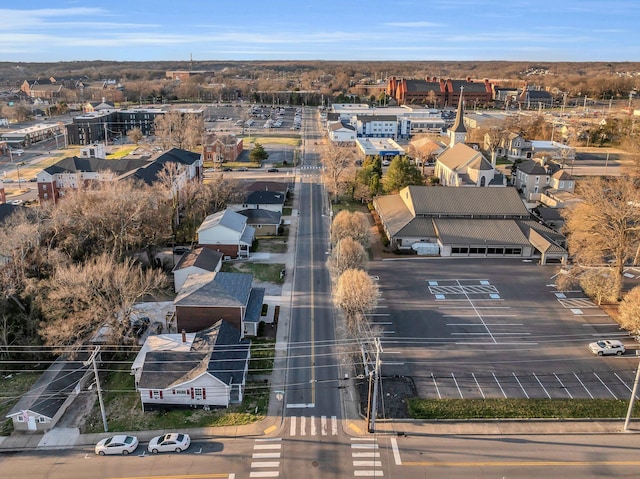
[[351, 437, 383, 477], [250, 438, 282, 478], [288, 415, 338, 436]]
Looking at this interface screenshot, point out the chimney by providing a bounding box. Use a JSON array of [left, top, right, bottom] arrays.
[[181, 329, 187, 343]]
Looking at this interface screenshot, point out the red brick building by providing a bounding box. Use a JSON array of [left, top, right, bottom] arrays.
[[387, 77, 494, 107]]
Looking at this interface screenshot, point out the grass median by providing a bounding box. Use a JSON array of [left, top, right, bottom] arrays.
[[408, 398, 640, 420]]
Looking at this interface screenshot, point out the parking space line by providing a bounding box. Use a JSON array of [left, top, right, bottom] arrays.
[[555, 374, 573, 399], [446, 322, 520, 325], [533, 373, 551, 398], [614, 372, 638, 398], [513, 373, 529, 398], [432, 373, 442, 399], [472, 373, 485, 399], [593, 372, 618, 399], [493, 373, 507, 398], [574, 373, 594, 399], [452, 373, 463, 398]]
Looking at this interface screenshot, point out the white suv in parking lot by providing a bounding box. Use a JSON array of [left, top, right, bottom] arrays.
[[589, 339, 625, 356]]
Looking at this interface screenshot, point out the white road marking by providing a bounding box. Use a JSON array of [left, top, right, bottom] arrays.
[[391, 437, 402, 465], [289, 416, 296, 436], [575, 373, 594, 399], [252, 453, 281, 459], [593, 372, 618, 399], [493, 372, 507, 398], [555, 374, 573, 399], [250, 472, 280, 478], [513, 373, 529, 398], [533, 372, 551, 399], [331, 415, 338, 435], [472, 373, 485, 399], [310, 416, 317, 436], [354, 470, 383, 477], [352, 452, 380, 458], [251, 462, 280, 468]]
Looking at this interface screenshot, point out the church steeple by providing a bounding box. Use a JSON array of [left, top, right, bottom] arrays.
[[448, 86, 467, 147]]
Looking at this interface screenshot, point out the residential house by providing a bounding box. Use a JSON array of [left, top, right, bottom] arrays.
[[197, 209, 255, 259], [407, 137, 445, 165], [230, 190, 286, 214], [237, 209, 282, 236], [133, 148, 203, 185], [83, 99, 116, 113], [6, 355, 92, 432], [135, 321, 250, 410], [530, 141, 576, 163], [203, 133, 243, 165], [173, 271, 265, 336], [244, 181, 291, 196], [514, 158, 576, 206], [172, 247, 223, 292], [327, 122, 356, 143], [484, 132, 533, 161], [373, 185, 567, 264]]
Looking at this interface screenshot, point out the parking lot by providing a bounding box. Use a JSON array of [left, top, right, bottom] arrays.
[[368, 258, 639, 400]]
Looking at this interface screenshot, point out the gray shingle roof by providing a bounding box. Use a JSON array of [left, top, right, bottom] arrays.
[[174, 248, 223, 272], [245, 190, 286, 205], [244, 288, 266, 324], [198, 209, 248, 234], [174, 271, 253, 307], [238, 209, 281, 226], [6, 355, 89, 419], [138, 320, 250, 388], [44, 156, 149, 176]]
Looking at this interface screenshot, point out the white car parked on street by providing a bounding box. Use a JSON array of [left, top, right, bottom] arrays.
[[148, 433, 191, 453], [95, 435, 139, 455], [589, 339, 625, 356]]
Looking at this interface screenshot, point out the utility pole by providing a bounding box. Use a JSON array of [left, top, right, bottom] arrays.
[[84, 347, 108, 432], [366, 338, 382, 433]]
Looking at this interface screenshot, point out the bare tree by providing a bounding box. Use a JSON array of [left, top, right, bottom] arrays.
[[321, 143, 356, 203], [154, 111, 204, 150], [333, 269, 379, 337], [617, 286, 640, 335], [127, 127, 143, 145], [38, 254, 167, 351], [331, 210, 371, 248], [560, 176, 640, 300], [48, 180, 172, 260], [482, 124, 509, 165], [327, 237, 368, 281]]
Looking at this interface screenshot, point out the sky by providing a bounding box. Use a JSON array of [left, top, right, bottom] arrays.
[[1, 0, 639, 63]]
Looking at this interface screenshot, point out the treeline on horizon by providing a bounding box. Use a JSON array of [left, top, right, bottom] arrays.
[[1, 60, 638, 101]]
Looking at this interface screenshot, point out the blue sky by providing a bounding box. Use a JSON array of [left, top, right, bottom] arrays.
[[1, 1, 638, 63]]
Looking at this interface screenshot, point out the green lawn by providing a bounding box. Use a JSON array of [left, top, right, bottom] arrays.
[[222, 262, 286, 283], [408, 398, 640, 420]]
